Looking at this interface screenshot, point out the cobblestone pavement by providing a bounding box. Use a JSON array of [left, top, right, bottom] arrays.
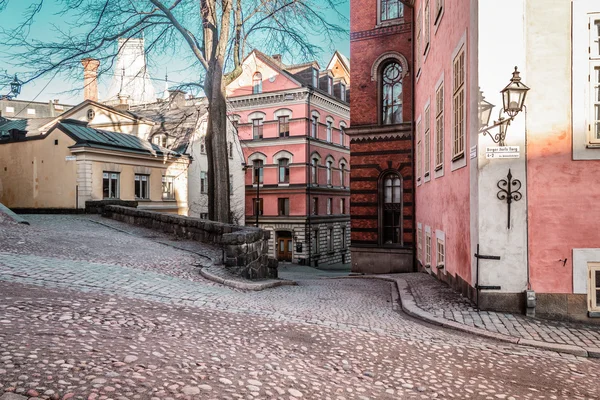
[[0, 215, 599, 399], [403, 273, 600, 349]]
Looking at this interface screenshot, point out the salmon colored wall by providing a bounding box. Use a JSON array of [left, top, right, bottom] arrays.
[[227, 53, 300, 98], [414, 0, 473, 282]]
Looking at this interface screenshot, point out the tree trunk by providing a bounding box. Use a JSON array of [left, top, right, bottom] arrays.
[[205, 64, 231, 223]]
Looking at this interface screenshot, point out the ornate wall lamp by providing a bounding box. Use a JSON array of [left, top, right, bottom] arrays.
[[479, 67, 530, 146], [0, 73, 23, 100]]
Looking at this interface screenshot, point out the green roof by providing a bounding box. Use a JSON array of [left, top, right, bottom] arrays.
[[0, 119, 27, 137], [57, 120, 183, 157]]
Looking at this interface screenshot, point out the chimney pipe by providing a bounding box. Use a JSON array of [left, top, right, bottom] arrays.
[[272, 54, 282, 64], [81, 58, 100, 102]]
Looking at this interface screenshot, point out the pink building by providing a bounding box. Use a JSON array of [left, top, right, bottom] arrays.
[[226, 50, 351, 266], [412, 0, 600, 322]]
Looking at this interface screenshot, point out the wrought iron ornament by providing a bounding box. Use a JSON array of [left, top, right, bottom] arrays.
[[496, 169, 522, 229]]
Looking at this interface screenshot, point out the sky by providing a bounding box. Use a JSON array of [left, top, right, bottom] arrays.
[[0, 0, 350, 105]]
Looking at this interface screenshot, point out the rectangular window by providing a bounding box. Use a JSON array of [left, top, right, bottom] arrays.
[[328, 76, 333, 94], [229, 174, 233, 193], [134, 174, 149, 200], [424, 0, 430, 55], [591, 65, 600, 143], [589, 263, 600, 312], [381, 0, 403, 22], [162, 175, 175, 200], [278, 116, 290, 137], [311, 158, 319, 184], [417, 226, 423, 261], [416, 7, 423, 75], [200, 137, 206, 154], [326, 121, 332, 142], [340, 127, 345, 146], [434, 0, 444, 25], [591, 14, 600, 58], [253, 198, 263, 216], [252, 119, 263, 139], [312, 197, 319, 215], [5, 106, 14, 113], [425, 232, 432, 266], [341, 84, 346, 101], [340, 198, 346, 214], [277, 198, 290, 216], [200, 171, 207, 194], [435, 83, 444, 169], [416, 120, 422, 182], [341, 227, 347, 249], [327, 198, 332, 215], [27, 108, 35, 115], [453, 48, 466, 159], [102, 172, 120, 199], [253, 160, 264, 184], [312, 68, 319, 87], [228, 141, 233, 158], [424, 106, 431, 178], [313, 229, 320, 254], [328, 228, 334, 251], [200, 213, 208, 220], [437, 238, 445, 269], [312, 116, 318, 138]]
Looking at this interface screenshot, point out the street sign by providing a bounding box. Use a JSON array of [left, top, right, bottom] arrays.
[[65, 156, 76, 161], [485, 146, 520, 159]]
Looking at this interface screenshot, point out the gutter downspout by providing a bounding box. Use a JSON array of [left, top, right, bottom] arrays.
[[410, 3, 417, 271], [307, 89, 313, 266]]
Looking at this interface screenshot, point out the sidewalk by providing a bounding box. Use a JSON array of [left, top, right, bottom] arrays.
[[391, 272, 600, 358]]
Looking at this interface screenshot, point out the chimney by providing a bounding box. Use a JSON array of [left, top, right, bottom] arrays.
[[272, 54, 282, 64], [81, 58, 100, 102], [116, 93, 130, 110]]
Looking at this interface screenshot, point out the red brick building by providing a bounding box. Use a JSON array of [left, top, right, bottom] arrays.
[[347, 0, 414, 273]]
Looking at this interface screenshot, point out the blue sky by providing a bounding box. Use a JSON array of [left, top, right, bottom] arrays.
[[0, 0, 349, 104]]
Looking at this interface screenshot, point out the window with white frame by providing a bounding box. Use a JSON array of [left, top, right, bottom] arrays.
[[424, 105, 431, 178], [312, 68, 319, 87], [200, 171, 207, 193], [425, 232, 432, 266], [589, 263, 600, 312], [253, 160, 264, 184], [326, 121, 332, 142], [417, 226, 423, 261], [134, 174, 149, 200], [590, 14, 600, 143], [252, 119, 263, 139], [278, 116, 290, 137], [380, 0, 403, 22], [416, 119, 422, 182], [103, 172, 120, 199], [279, 158, 290, 183], [162, 175, 175, 200], [436, 238, 445, 269], [328, 76, 333, 95], [453, 47, 466, 159], [153, 134, 168, 148], [341, 84, 346, 101], [327, 198, 332, 215], [424, 0, 430, 55], [435, 83, 444, 170], [434, 0, 444, 26]]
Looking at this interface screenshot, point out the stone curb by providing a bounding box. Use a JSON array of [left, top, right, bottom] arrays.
[[199, 266, 297, 291], [330, 274, 595, 358], [0, 203, 29, 225]]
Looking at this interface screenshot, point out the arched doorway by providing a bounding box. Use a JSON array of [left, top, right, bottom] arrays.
[[276, 231, 293, 262]]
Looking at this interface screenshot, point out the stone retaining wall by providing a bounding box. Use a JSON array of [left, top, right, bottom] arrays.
[[102, 205, 276, 280], [86, 200, 138, 214]]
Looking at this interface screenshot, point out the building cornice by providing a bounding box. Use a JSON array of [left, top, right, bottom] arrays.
[[351, 22, 412, 42], [346, 123, 413, 142]]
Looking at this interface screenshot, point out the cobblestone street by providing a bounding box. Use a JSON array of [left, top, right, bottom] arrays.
[[0, 215, 599, 400]]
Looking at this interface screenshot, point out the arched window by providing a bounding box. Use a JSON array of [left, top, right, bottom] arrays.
[[279, 158, 290, 183], [253, 72, 262, 94], [253, 159, 264, 184], [381, 173, 403, 245], [326, 160, 333, 185], [311, 158, 319, 184], [382, 62, 403, 125], [339, 162, 346, 187]]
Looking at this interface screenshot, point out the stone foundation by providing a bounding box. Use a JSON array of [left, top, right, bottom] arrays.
[[350, 246, 414, 274], [103, 205, 276, 280]]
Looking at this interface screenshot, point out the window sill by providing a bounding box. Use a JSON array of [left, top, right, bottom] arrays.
[[375, 18, 405, 29], [162, 199, 177, 202], [436, 264, 445, 270], [103, 198, 121, 200], [588, 311, 600, 318], [434, 164, 443, 172], [585, 144, 600, 149], [135, 199, 152, 202], [452, 152, 465, 162], [278, 183, 290, 187]]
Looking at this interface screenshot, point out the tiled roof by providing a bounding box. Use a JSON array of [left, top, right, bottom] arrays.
[[57, 120, 183, 157]]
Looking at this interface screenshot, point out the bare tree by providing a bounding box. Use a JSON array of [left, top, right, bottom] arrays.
[[1, 0, 346, 223]]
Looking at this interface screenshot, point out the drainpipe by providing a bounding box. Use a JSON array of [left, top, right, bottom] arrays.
[[524, 105, 530, 290], [306, 89, 313, 266], [410, 4, 417, 271]]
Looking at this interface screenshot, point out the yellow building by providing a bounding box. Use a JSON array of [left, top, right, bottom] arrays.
[[0, 119, 189, 214]]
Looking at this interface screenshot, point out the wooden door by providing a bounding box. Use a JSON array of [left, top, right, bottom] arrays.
[[277, 238, 293, 261]]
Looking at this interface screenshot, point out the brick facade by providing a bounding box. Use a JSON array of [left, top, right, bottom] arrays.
[[347, 0, 415, 274]]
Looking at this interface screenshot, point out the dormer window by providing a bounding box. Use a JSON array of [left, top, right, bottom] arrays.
[[340, 84, 346, 101], [253, 72, 262, 94], [328, 76, 333, 95], [312, 68, 319, 87]]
